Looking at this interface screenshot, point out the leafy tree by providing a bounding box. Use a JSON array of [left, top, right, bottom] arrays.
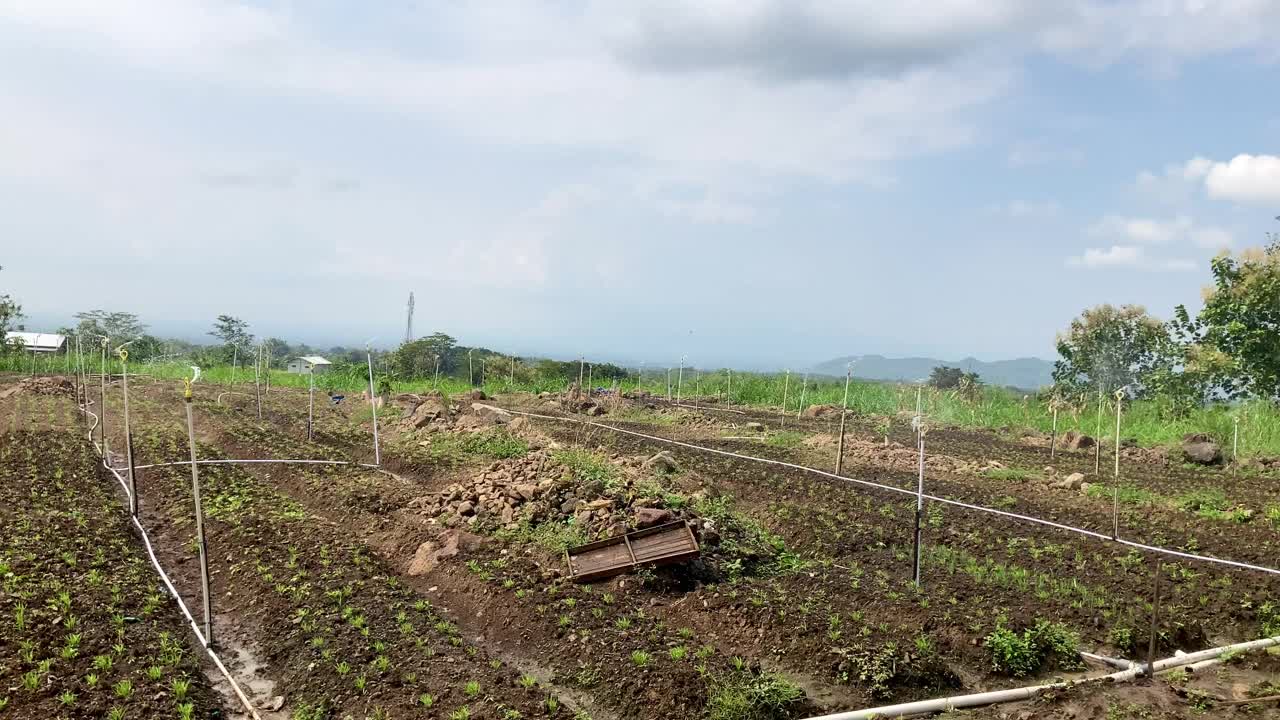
[[0, 265, 23, 354], [74, 310, 147, 342], [1052, 304, 1173, 397], [392, 332, 458, 378], [1182, 241, 1280, 399], [209, 315, 252, 347], [928, 366, 980, 390]]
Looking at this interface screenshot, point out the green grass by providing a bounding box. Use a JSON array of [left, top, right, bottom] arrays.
[[764, 431, 805, 449], [16, 350, 1280, 457], [982, 467, 1038, 482]]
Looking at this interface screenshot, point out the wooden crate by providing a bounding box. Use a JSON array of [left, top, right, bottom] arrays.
[[565, 521, 699, 583]]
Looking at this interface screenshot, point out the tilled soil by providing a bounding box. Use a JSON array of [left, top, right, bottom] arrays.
[[61, 377, 1280, 717], [0, 425, 225, 719]]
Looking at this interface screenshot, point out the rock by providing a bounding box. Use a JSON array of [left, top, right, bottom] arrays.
[[643, 452, 680, 474], [509, 416, 528, 433], [466, 389, 489, 400], [471, 403, 512, 423], [1063, 472, 1086, 490], [456, 501, 475, 516], [634, 507, 674, 528], [1079, 482, 1092, 494], [1061, 430, 1096, 450], [514, 484, 538, 501], [801, 404, 838, 418], [261, 696, 286, 712], [407, 530, 483, 575], [744, 422, 766, 432], [584, 498, 613, 511], [1182, 437, 1223, 466], [559, 498, 580, 514], [404, 398, 451, 429], [585, 405, 605, 416]]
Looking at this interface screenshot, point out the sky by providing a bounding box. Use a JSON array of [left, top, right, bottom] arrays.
[[2, 1, 1279, 370]]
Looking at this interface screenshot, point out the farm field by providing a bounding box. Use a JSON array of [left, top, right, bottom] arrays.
[[3, 372, 1279, 719]]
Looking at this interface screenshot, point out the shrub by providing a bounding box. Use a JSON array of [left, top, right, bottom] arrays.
[[706, 669, 804, 720], [985, 620, 1081, 677]]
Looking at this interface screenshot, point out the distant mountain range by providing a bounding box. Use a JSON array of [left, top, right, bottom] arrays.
[[811, 354, 1054, 390]]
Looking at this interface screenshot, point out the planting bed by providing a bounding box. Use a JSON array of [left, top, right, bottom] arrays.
[[18, 374, 1280, 718], [0, 389, 224, 719]]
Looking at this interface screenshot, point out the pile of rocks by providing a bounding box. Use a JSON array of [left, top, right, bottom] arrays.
[[410, 449, 714, 543], [393, 390, 513, 434]]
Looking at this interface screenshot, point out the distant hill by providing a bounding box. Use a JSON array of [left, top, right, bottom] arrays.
[[811, 354, 1053, 390]]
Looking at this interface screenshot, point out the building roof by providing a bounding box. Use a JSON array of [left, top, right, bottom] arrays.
[[295, 356, 332, 365], [5, 331, 66, 351]]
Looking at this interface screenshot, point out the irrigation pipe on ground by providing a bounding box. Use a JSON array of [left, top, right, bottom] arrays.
[[502, 408, 1280, 578], [801, 634, 1280, 720], [73, 405, 264, 719]]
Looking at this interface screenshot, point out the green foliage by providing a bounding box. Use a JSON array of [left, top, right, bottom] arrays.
[[695, 495, 804, 579], [461, 430, 528, 459], [1187, 241, 1280, 399], [984, 620, 1082, 677], [929, 366, 981, 394], [706, 669, 804, 720], [553, 449, 618, 488], [1052, 304, 1174, 397], [764, 431, 805, 449]]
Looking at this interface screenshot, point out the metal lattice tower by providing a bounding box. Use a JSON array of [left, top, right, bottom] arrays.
[[405, 292, 415, 344]]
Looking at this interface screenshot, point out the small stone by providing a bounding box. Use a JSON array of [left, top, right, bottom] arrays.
[[457, 501, 475, 516]]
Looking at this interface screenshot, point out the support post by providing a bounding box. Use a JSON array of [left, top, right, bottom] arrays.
[[182, 375, 214, 646], [781, 369, 790, 427], [253, 343, 263, 420], [796, 373, 808, 419], [1050, 399, 1059, 460], [433, 355, 440, 391], [677, 356, 685, 404], [366, 347, 381, 466], [666, 368, 672, 401], [1233, 415, 1240, 475], [1094, 391, 1103, 476], [693, 368, 699, 409], [510, 356, 515, 387], [307, 368, 315, 441], [835, 364, 851, 474], [470, 350, 475, 387], [727, 369, 732, 407], [119, 347, 138, 517], [1112, 388, 1124, 539], [914, 428, 926, 587], [577, 355, 584, 389], [1146, 558, 1162, 677], [100, 338, 108, 456]]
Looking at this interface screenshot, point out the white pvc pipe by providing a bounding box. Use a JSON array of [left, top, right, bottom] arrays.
[[74, 403, 262, 719], [803, 635, 1280, 720]]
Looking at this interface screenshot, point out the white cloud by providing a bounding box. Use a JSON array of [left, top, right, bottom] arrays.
[[1203, 154, 1280, 205], [1089, 215, 1192, 244], [1140, 154, 1280, 206], [1066, 245, 1195, 272], [1069, 245, 1143, 268]]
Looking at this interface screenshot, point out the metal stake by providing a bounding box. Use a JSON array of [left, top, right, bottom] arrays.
[[183, 376, 214, 646], [726, 369, 732, 407], [433, 355, 441, 391], [1112, 388, 1124, 539], [914, 430, 926, 586], [835, 364, 851, 475], [366, 347, 381, 466], [1146, 558, 1162, 677], [119, 347, 138, 517], [1233, 415, 1240, 475], [253, 343, 263, 420], [99, 338, 108, 456], [1050, 401, 1059, 460], [677, 356, 685, 404], [307, 368, 315, 441], [796, 373, 808, 419], [781, 369, 790, 427]]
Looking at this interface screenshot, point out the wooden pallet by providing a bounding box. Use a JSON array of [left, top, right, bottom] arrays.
[[565, 521, 700, 583]]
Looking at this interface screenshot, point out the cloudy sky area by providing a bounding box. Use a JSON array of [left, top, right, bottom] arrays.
[[2, 1, 1279, 368]]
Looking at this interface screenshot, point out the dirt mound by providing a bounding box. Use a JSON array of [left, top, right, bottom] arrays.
[[801, 404, 840, 418], [0, 376, 74, 400]]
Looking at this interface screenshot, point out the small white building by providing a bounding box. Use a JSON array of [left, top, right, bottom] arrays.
[[5, 331, 67, 354], [287, 356, 332, 374]]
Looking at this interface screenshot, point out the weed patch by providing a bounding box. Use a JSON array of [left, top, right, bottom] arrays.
[[705, 668, 804, 720], [984, 619, 1082, 677]]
